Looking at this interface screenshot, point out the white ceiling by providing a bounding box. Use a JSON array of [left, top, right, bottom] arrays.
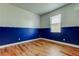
[[11, 3, 67, 15]]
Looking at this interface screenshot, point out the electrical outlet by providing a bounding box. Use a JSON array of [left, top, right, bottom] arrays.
[[63, 38, 66, 41], [18, 38, 21, 40]]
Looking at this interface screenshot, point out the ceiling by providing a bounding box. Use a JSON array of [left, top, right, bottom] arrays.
[[11, 3, 67, 15]]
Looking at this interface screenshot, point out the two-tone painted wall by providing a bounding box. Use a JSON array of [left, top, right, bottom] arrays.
[[40, 4, 79, 45], [0, 4, 40, 45], [0, 3, 79, 46]]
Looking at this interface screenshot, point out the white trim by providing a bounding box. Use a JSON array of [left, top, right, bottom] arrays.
[[0, 38, 79, 48], [0, 38, 40, 48], [39, 38, 79, 48]]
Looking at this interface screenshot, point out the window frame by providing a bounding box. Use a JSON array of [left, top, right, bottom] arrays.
[[50, 14, 61, 33]]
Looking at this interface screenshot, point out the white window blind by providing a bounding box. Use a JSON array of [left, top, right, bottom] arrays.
[[50, 14, 61, 33]]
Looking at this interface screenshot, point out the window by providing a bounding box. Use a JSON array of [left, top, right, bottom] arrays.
[[50, 14, 61, 33]]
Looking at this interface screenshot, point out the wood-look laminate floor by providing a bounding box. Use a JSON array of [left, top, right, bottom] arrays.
[[0, 39, 79, 56]]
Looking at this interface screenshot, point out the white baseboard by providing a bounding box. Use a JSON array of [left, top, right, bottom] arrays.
[[39, 38, 79, 48], [0, 38, 79, 48], [0, 38, 40, 48]]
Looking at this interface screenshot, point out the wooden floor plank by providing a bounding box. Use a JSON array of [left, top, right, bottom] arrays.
[[0, 39, 78, 56]]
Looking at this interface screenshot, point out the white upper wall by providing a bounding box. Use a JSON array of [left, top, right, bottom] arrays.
[[0, 3, 79, 28], [40, 4, 79, 28], [0, 3, 40, 28]]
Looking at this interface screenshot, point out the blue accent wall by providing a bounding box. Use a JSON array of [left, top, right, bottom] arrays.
[[0, 27, 39, 45], [0, 27, 79, 45], [39, 27, 79, 45]]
